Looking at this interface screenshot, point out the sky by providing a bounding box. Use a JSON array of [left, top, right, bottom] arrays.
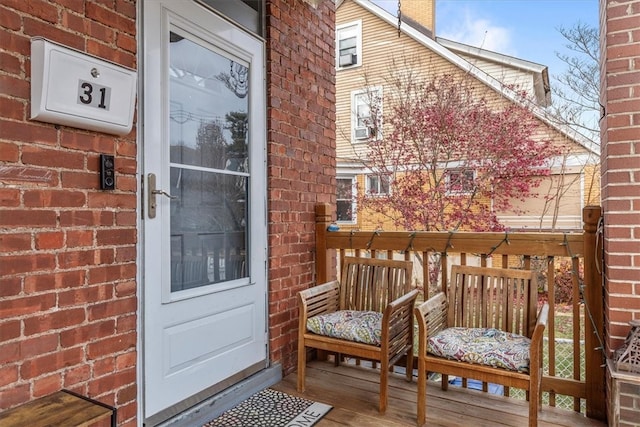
[[376, 0, 599, 83]]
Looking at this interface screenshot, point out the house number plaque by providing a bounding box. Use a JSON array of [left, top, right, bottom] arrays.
[[31, 37, 136, 135]]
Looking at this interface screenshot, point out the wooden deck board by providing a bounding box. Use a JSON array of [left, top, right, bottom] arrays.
[[274, 361, 606, 427]]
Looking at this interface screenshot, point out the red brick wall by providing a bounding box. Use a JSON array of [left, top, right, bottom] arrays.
[[0, 1, 138, 425], [265, 0, 336, 375], [600, 0, 640, 354], [619, 381, 640, 426]]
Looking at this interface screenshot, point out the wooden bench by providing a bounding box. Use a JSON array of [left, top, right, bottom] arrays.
[[414, 265, 549, 427], [297, 256, 419, 413], [0, 389, 116, 427]]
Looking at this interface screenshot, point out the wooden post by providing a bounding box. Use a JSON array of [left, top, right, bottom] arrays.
[[315, 203, 332, 284], [583, 205, 606, 421]]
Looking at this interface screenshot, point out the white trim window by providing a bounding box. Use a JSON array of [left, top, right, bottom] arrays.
[[446, 168, 475, 195], [336, 21, 362, 69], [352, 87, 382, 142], [366, 174, 390, 196], [337, 176, 356, 223]]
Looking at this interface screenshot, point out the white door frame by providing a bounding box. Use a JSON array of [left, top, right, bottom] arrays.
[[138, 1, 268, 424]]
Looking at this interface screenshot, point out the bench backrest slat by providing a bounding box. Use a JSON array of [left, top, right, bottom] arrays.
[[340, 257, 413, 312], [447, 265, 537, 338]]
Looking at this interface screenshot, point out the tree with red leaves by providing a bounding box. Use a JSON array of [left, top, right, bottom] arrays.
[[359, 73, 560, 232]]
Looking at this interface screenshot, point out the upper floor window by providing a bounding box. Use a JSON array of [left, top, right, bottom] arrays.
[[352, 87, 382, 142], [446, 169, 475, 195], [337, 21, 362, 69], [366, 174, 391, 196], [337, 177, 356, 223]]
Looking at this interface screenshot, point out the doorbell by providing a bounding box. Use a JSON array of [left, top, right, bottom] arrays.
[[100, 154, 115, 190]]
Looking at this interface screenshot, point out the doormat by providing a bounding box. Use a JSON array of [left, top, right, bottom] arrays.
[[203, 388, 332, 427]]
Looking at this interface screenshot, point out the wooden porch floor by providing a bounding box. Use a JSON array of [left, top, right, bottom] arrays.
[[273, 360, 607, 427]]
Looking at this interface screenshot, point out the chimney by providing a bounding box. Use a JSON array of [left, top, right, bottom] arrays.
[[400, 0, 435, 36]]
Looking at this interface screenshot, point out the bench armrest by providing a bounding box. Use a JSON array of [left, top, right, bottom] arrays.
[[382, 289, 420, 362], [298, 280, 340, 332], [529, 303, 549, 374], [414, 292, 448, 356], [415, 293, 448, 335]]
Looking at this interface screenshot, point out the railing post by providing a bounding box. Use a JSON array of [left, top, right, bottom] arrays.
[[315, 203, 332, 284], [583, 205, 606, 421]]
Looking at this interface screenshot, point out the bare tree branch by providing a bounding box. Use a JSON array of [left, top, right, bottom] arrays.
[[548, 22, 600, 143]]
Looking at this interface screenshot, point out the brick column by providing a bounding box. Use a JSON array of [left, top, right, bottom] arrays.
[[600, 0, 640, 355], [600, 0, 640, 424], [265, 0, 336, 375]]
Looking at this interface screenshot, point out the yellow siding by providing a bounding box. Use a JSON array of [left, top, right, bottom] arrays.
[[452, 53, 538, 99], [496, 173, 583, 230], [584, 163, 602, 206], [348, 170, 494, 232]]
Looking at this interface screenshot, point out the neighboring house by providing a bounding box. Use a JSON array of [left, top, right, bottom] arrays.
[[335, 0, 600, 232], [0, 1, 335, 426]]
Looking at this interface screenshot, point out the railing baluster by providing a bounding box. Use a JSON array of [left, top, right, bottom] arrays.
[[547, 256, 556, 407], [422, 250, 429, 299], [572, 255, 582, 412], [441, 252, 448, 295]]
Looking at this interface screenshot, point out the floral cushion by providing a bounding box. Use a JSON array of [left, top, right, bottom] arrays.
[[306, 310, 382, 346], [427, 327, 531, 373]]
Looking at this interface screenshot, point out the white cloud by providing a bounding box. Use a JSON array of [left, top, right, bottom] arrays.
[[372, 1, 516, 56], [438, 9, 516, 56]]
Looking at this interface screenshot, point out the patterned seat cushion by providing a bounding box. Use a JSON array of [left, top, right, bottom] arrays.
[[306, 310, 382, 346], [428, 327, 531, 373]]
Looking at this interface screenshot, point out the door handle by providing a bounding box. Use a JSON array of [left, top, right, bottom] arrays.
[[151, 189, 178, 199], [147, 173, 177, 219]]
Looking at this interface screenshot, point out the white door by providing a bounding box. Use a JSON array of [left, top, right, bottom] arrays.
[[141, 0, 267, 422]]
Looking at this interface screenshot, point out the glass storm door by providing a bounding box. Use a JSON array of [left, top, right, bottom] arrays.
[[142, 1, 267, 423]]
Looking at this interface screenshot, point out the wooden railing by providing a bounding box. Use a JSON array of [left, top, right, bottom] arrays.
[[314, 203, 606, 421]]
